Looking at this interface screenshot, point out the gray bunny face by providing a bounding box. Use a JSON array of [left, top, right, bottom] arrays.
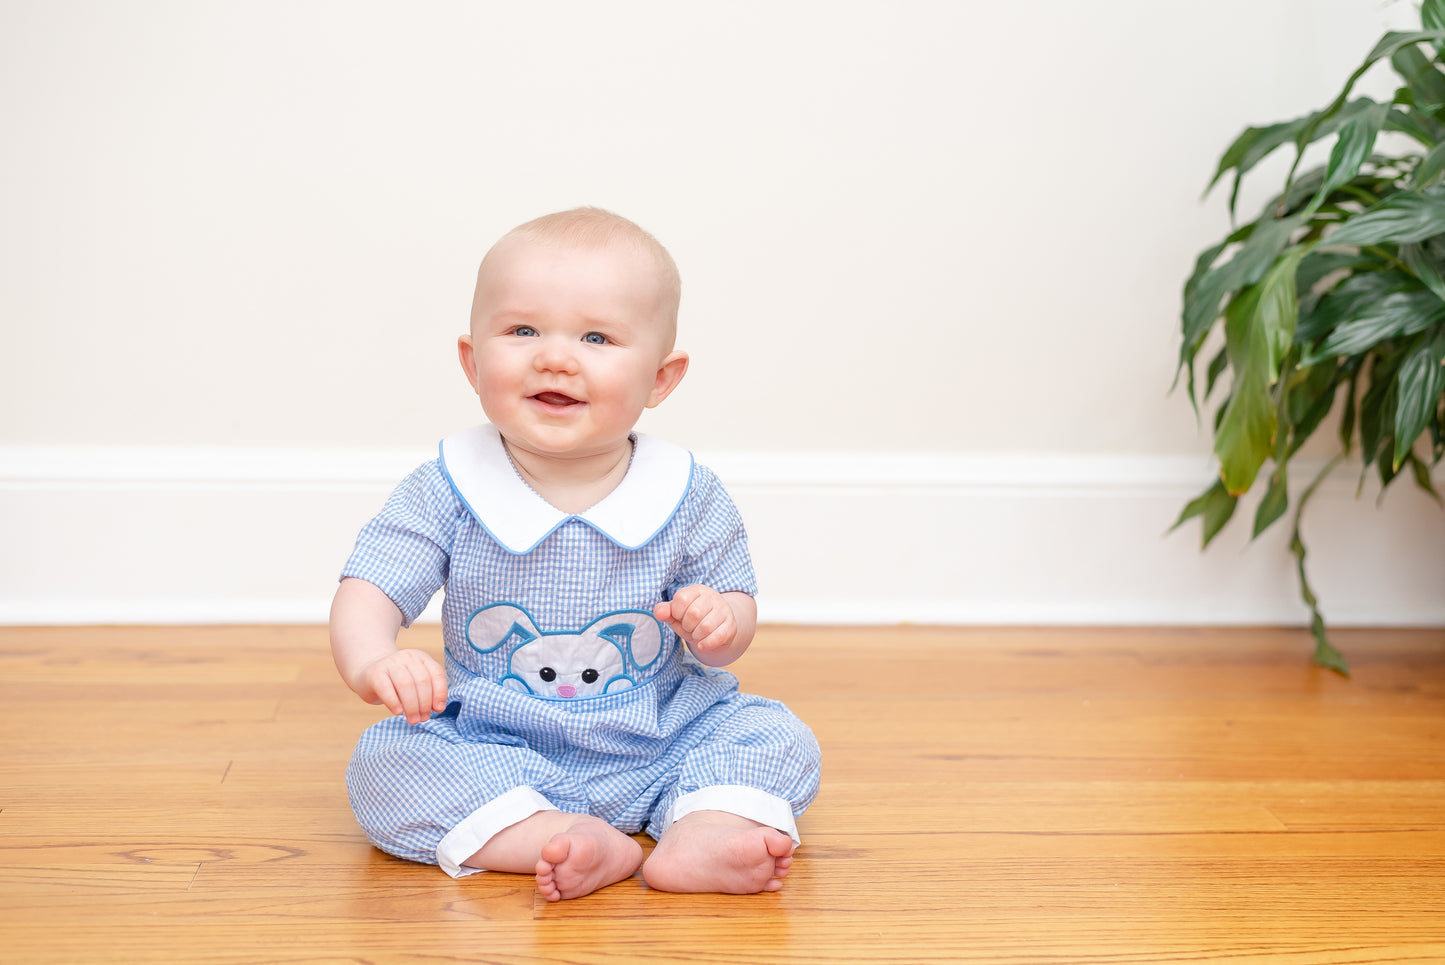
[[465, 603, 667, 699]]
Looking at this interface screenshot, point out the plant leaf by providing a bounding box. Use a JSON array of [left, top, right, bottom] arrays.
[[1253, 464, 1290, 538], [1216, 284, 1274, 495], [1325, 182, 1445, 247], [1424, 0, 1445, 56], [1308, 611, 1351, 675], [1183, 237, 1233, 307], [1387, 104, 1444, 149], [1408, 450, 1444, 503], [1180, 216, 1301, 378], [1260, 247, 1309, 380], [1296, 250, 1381, 300], [1176, 225, 1250, 402], [1305, 99, 1390, 214], [1361, 31, 1445, 80], [1215, 372, 1276, 495], [1209, 100, 1382, 220], [1391, 44, 1445, 118], [1306, 288, 1445, 362], [1207, 116, 1315, 214], [1169, 477, 1239, 548], [1401, 242, 1445, 303], [1214, 249, 1309, 494], [1283, 32, 1445, 199], [1393, 327, 1445, 468], [1339, 365, 1360, 452], [1432, 392, 1445, 460], [1377, 434, 1403, 492], [1204, 346, 1229, 401], [1296, 269, 1414, 345], [1415, 139, 1445, 187], [1285, 358, 1343, 457], [1361, 352, 1403, 469]]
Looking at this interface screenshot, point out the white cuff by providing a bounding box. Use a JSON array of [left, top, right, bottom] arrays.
[[662, 785, 801, 846], [435, 786, 559, 878]]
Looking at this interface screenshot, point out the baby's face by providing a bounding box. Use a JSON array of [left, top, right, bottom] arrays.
[[461, 237, 682, 463]]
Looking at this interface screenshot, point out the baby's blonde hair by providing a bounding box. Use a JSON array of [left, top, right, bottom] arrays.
[[474, 207, 682, 333]]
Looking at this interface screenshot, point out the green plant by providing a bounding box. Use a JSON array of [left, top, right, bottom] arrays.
[[1174, 4, 1445, 675]]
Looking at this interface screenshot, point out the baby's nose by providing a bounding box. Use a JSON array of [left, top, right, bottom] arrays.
[[534, 339, 579, 372], [556, 685, 577, 699]]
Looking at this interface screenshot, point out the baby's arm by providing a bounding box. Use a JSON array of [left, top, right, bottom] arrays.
[[330, 577, 447, 725], [654, 586, 757, 668]]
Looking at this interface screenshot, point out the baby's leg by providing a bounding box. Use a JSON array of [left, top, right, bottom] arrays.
[[465, 811, 643, 902], [641, 810, 795, 894]]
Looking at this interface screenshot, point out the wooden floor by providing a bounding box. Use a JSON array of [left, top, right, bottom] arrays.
[[1, 625, 1442, 964]]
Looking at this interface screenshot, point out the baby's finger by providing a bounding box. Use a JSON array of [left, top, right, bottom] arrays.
[[655, 597, 695, 636], [692, 613, 735, 652], [666, 608, 701, 643], [677, 583, 712, 611], [427, 660, 448, 711], [371, 673, 404, 719], [677, 592, 713, 629], [405, 664, 440, 721], [390, 666, 426, 724], [402, 655, 447, 720], [683, 603, 719, 638]]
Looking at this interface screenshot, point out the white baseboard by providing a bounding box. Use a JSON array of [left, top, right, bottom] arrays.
[[1, 445, 1441, 627]]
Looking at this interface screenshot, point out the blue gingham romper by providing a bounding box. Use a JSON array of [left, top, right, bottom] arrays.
[[340, 425, 822, 877]]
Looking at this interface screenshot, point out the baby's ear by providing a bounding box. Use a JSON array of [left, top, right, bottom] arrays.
[[457, 334, 482, 395], [645, 350, 689, 408], [467, 603, 539, 654]]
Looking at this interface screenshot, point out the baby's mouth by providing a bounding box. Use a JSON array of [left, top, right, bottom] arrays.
[[532, 391, 582, 408]]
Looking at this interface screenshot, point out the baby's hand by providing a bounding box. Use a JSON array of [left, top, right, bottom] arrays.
[[654, 585, 739, 663], [357, 648, 447, 725]]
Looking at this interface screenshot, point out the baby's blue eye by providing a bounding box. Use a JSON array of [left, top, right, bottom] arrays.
[[583, 332, 608, 345], [513, 326, 538, 337]]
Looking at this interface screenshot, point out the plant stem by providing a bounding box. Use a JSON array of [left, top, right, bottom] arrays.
[[1289, 454, 1350, 676]]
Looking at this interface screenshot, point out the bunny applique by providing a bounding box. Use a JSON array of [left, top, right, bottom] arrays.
[[465, 603, 669, 700]]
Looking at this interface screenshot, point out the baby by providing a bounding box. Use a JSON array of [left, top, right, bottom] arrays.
[[329, 207, 822, 900]]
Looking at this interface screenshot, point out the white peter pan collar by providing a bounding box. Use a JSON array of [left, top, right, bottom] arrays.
[[439, 424, 695, 555]]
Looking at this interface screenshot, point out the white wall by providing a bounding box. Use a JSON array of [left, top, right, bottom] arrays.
[[2, 0, 1441, 628]]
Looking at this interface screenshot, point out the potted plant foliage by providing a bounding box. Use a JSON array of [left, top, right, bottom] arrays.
[[1174, 3, 1445, 674]]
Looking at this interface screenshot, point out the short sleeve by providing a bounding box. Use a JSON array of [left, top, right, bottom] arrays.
[[340, 461, 462, 625], [667, 465, 758, 599]]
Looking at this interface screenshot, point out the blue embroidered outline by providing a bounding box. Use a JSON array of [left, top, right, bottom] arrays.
[[597, 622, 664, 673], [464, 601, 672, 703], [469, 621, 536, 654]]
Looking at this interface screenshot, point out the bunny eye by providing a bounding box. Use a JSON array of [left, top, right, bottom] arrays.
[[582, 669, 599, 684], [539, 667, 557, 682]]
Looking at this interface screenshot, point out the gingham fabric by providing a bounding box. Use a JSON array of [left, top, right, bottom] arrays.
[[340, 426, 822, 876]]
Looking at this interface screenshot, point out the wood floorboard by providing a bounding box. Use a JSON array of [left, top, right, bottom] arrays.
[[1, 624, 1441, 964]]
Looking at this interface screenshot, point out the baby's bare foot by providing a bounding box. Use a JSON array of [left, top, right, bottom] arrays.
[[642, 810, 795, 894], [534, 818, 643, 902]]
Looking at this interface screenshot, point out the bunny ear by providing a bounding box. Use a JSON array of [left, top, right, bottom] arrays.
[[466, 603, 541, 655], [588, 610, 666, 673], [625, 617, 664, 671]]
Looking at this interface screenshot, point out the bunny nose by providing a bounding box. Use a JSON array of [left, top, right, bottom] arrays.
[[557, 685, 577, 699]]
